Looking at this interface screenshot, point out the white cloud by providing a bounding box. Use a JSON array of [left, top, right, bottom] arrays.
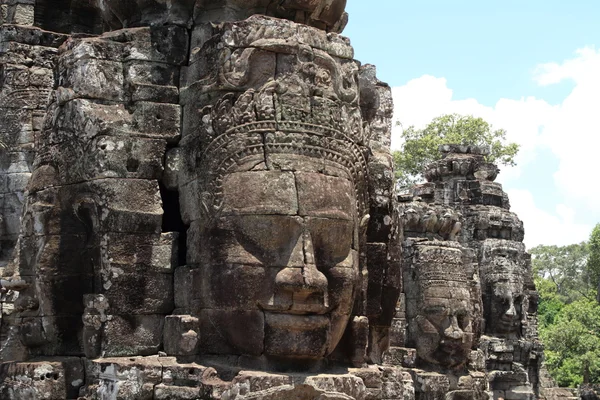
[[507, 189, 592, 247], [391, 46, 600, 247], [391, 75, 554, 183], [534, 47, 600, 86], [534, 47, 600, 216]]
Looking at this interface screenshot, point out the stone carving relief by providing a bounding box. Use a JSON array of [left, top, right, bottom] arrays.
[[480, 240, 527, 337], [0, 3, 555, 400]]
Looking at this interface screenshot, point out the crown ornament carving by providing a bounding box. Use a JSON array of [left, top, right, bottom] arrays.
[[180, 76, 370, 222]]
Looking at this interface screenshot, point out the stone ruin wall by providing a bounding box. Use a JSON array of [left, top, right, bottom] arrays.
[[0, 1, 575, 399]]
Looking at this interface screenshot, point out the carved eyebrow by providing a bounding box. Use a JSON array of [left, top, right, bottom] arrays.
[[424, 305, 447, 314]]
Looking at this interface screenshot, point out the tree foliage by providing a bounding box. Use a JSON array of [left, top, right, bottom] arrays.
[[541, 299, 600, 387], [588, 224, 600, 302], [534, 225, 600, 387], [531, 243, 591, 303], [392, 114, 519, 186]]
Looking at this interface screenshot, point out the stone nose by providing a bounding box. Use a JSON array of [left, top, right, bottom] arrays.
[[274, 230, 328, 297], [505, 300, 517, 317], [443, 315, 464, 340]]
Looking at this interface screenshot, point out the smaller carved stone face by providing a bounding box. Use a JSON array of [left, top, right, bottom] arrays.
[[487, 281, 523, 335], [416, 284, 473, 369], [481, 240, 526, 336]]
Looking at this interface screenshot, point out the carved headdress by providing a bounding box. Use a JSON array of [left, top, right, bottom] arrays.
[[181, 78, 370, 222], [414, 241, 469, 288]]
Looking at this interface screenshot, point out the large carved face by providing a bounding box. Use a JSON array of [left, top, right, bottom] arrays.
[[191, 164, 361, 359], [415, 283, 473, 369]]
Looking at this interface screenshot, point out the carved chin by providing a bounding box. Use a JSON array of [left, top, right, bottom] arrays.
[[433, 341, 469, 368], [417, 334, 470, 368], [264, 313, 331, 358], [493, 317, 520, 333]]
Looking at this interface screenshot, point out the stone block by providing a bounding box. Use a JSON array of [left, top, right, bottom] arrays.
[[504, 385, 535, 400], [222, 171, 298, 215], [380, 367, 414, 400], [154, 384, 204, 400], [412, 371, 450, 395], [131, 101, 181, 142], [197, 309, 264, 356], [174, 266, 192, 309], [106, 232, 178, 272], [85, 357, 162, 399], [131, 83, 179, 103], [159, 360, 209, 387], [89, 179, 164, 234], [0, 25, 68, 48], [305, 374, 366, 399], [78, 135, 166, 180], [264, 313, 328, 358], [12, 4, 34, 25], [21, 180, 163, 235], [188, 263, 275, 310], [62, 38, 124, 62], [163, 315, 200, 356], [0, 357, 84, 400], [118, 25, 190, 65], [48, 99, 133, 145], [0, 86, 49, 110], [295, 172, 355, 218], [23, 273, 94, 316], [18, 234, 96, 277], [101, 315, 164, 357], [0, 42, 57, 69], [163, 147, 181, 190], [59, 58, 125, 102], [29, 67, 53, 88], [383, 346, 416, 368], [125, 60, 180, 86], [100, 269, 173, 314], [21, 316, 84, 356]]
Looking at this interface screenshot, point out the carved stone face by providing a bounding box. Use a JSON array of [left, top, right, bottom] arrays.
[[415, 283, 473, 369], [192, 167, 360, 359], [486, 281, 523, 335], [481, 241, 525, 336]]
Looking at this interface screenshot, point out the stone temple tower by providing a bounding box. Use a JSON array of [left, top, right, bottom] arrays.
[[0, 2, 549, 400]]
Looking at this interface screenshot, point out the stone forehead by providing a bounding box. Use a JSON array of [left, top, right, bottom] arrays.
[[194, 128, 369, 220], [221, 170, 355, 218], [421, 285, 471, 300], [413, 242, 468, 282]]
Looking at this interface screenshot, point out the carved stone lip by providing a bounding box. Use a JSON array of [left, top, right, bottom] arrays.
[[258, 302, 331, 315], [496, 317, 520, 331], [264, 312, 330, 330], [438, 339, 467, 354]]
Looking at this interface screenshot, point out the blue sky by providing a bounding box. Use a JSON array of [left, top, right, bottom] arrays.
[[345, 1, 598, 106], [344, 0, 600, 247]]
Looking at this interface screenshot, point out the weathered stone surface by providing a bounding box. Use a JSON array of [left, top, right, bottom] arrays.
[[0, 357, 84, 399], [397, 145, 541, 399], [0, 2, 549, 400], [98, 0, 348, 33]]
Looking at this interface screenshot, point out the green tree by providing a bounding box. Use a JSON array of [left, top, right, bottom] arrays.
[[393, 114, 519, 186], [587, 224, 600, 303], [530, 243, 591, 303], [542, 298, 600, 387], [533, 239, 600, 387]]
